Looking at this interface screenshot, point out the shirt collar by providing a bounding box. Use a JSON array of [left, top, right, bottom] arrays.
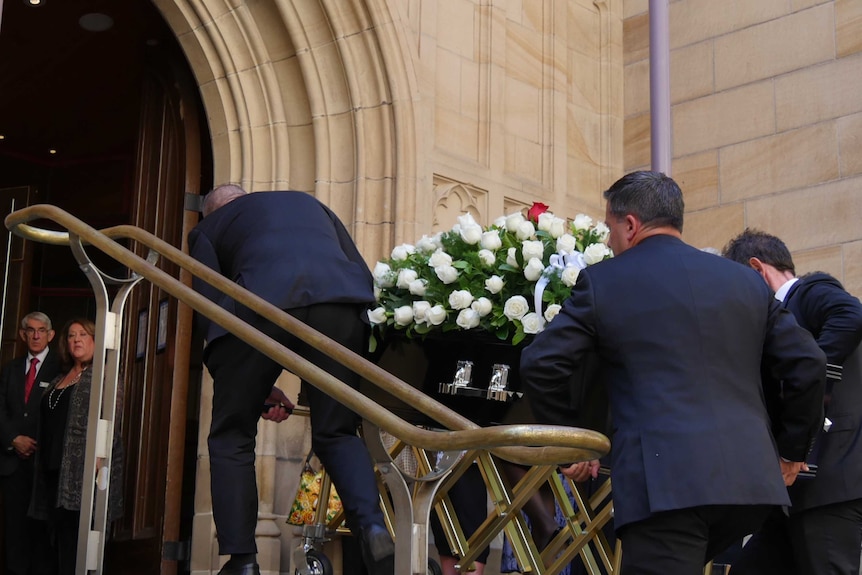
[[774, 277, 799, 302], [26, 348, 50, 366]]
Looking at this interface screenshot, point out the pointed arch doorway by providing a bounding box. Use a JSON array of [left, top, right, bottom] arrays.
[[0, 1, 211, 573]]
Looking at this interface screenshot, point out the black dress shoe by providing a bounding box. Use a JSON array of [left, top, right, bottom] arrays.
[[359, 524, 395, 575], [217, 562, 260, 575]]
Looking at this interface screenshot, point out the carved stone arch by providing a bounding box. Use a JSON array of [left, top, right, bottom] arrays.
[[150, 0, 419, 260]]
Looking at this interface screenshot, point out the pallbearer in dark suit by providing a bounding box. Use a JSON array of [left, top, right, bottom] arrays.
[[0, 311, 60, 575], [520, 172, 827, 575], [189, 185, 393, 575], [724, 229, 862, 575]]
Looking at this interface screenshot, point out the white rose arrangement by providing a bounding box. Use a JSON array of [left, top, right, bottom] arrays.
[[368, 203, 611, 348]]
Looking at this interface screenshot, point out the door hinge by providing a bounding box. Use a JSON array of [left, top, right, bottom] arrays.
[[162, 539, 191, 561], [184, 192, 203, 213]]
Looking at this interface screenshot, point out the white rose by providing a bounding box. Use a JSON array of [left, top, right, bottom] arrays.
[[367, 306, 387, 325], [390, 243, 415, 261], [503, 296, 530, 320], [573, 213, 594, 231], [523, 257, 545, 281], [506, 247, 519, 268], [412, 301, 431, 324], [548, 217, 567, 239], [515, 220, 536, 240], [457, 213, 484, 245], [428, 250, 453, 268], [456, 309, 481, 330], [457, 212, 478, 228], [594, 221, 610, 242], [460, 223, 483, 245], [416, 235, 439, 253], [521, 240, 545, 261], [505, 212, 525, 232], [521, 312, 543, 334], [471, 297, 493, 317], [537, 212, 556, 232], [561, 266, 581, 287], [584, 243, 611, 265], [478, 249, 496, 267], [544, 304, 562, 323], [426, 305, 447, 326], [485, 275, 505, 294], [372, 262, 395, 288], [435, 265, 459, 284], [448, 289, 475, 310], [408, 279, 427, 296], [396, 268, 418, 289], [556, 234, 577, 254], [393, 305, 414, 326], [481, 230, 502, 251], [374, 286, 381, 299]]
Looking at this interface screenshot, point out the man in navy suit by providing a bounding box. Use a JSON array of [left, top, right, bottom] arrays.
[[723, 229, 862, 575], [189, 185, 393, 575], [520, 171, 827, 574], [0, 311, 61, 575]]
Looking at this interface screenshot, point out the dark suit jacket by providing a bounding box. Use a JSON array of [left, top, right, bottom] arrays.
[[188, 191, 376, 347], [520, 235, 826, 530], [0, 349, 61, 476], [781, 273, 862, 511]]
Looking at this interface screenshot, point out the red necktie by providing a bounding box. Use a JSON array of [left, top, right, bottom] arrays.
[[24, 357, 38, 404]]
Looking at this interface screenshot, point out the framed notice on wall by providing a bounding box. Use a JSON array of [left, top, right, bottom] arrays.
[[136, 309, 148, 360], [157, 299, 169, 353]]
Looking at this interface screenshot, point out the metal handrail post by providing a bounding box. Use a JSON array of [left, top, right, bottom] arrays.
[[68, 233, 149, 574]]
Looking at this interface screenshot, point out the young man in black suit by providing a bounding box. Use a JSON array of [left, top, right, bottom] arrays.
[[189, 185, 393, 575], [0, 311, 61, 575], [723, 228, 862, 575], [520, 171, 827, 575]]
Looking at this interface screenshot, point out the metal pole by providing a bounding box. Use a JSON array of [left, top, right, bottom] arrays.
[[0, 199, 15, 346], [649, 0, 672, 175]]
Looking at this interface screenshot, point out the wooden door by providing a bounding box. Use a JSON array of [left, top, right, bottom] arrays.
[[0, 186, 39, 364], [104, 43, 209, 575]]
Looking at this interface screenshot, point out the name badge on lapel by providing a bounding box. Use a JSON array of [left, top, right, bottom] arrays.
[[39, 381, 50, 388]]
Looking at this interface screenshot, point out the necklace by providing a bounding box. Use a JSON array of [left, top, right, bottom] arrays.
[[48, 366, 87, 410]]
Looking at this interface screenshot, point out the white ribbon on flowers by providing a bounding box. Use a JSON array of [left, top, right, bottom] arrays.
[[533, 252, 587, 329]]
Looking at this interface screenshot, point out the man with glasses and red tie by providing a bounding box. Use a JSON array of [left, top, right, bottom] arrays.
[[0, 312, 61, 575]]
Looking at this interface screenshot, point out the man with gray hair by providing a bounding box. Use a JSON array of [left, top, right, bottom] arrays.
[[0, 311, 61, 574], [189, 185, 393, 575]]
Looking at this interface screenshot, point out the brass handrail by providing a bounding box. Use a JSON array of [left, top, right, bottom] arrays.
[[6, 204, 610, 464]]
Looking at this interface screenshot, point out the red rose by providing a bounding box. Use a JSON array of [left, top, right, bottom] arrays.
[[527, 202, 550, 223]]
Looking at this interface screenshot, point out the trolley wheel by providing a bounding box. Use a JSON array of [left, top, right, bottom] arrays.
[[298, 549, 333, 575], [427, 558, 443, 575]]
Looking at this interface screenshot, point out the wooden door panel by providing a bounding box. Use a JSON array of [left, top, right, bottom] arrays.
[[104, 42, 206, 575], [0, 186, 36, 364]]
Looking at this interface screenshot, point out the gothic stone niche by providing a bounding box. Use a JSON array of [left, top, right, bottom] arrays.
[[432, 175, 488, 230]]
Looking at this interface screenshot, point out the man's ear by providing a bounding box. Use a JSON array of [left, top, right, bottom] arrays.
[[625, 214, 640, 242], [46, 330, 55, 343], [748, 257, 769, 280], [18, 329, 26, 343]]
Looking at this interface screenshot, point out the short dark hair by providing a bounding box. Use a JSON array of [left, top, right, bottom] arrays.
[[603, 171, 684, 232], [721, 228, 796, 275], [58, 318, 96, 369]]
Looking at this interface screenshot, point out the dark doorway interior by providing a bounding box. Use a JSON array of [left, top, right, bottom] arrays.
[[0, 1, 211, 573], [0, 0, 198, 325]]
